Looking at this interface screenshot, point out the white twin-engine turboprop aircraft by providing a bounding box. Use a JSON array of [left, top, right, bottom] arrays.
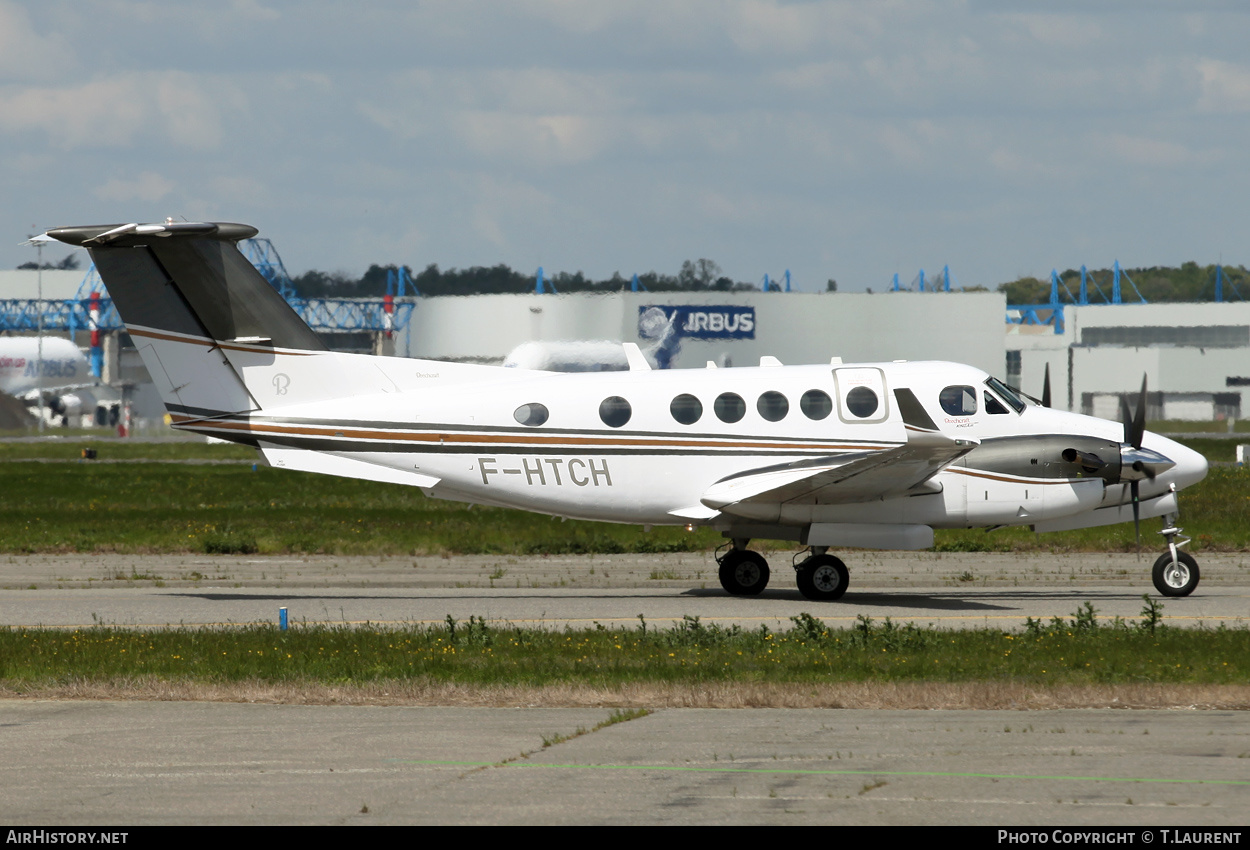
[[44, 221, 1210, 599]]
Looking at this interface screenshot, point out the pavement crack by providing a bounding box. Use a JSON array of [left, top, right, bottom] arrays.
[[459, 707, 654, 781]]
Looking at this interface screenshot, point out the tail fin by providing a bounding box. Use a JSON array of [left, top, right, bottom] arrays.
[[46, 222, 387, 419]]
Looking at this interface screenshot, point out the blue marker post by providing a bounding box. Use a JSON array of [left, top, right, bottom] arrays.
[[279, 607, 288, 631]]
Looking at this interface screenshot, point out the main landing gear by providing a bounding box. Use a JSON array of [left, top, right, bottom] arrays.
[[716, 541, 850, 601], [717, 543, 770, 596], [1152, 512, 1199, 597]]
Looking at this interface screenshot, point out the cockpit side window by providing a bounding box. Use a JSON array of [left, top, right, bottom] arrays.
[[983, 392, 1009, 415], [984, 376, 1025, 413], [939, 385, 977, 416]]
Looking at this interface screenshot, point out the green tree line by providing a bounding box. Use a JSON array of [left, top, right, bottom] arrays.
[[291, 257, 764, 298], [290, 259, 1250, 301], [998, 262, 1250, 304]]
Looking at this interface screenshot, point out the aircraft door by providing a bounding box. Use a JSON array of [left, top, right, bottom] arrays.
[[832, 367, 889, 424]]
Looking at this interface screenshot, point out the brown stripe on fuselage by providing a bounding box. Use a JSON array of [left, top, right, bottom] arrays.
[[168, 413, 896, 453], [953, 467, 1084, 486]]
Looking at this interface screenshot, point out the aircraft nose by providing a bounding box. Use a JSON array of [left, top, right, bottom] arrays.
[[1151, 435, 1208, 491]]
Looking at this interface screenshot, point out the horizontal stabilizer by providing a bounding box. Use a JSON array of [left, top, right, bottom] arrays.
[[259, 443, 441, 489], [44, 221, 408, 412]]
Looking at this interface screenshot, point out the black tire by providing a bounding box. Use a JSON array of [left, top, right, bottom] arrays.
[[1152, 551, 1199, 597], [795, 554, 849, 601], [718, 550, 770, 596]]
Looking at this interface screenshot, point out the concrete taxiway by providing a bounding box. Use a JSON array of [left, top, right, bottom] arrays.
[[3, 702, 1247, 825], [3, 551, 1248, 630], [3, 551, 1248, 826]]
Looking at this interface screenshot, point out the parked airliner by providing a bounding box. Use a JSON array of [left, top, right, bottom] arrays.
[[0, 335, 97, 425]]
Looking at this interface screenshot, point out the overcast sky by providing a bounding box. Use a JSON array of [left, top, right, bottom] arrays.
[[3, 1, 1248, 292]]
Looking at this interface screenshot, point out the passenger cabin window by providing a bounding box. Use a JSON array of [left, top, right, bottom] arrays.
[[514, 403, 549, 427], [984, 392, 1009, 415], [845, 386, 879, 419], [800, 389, 832, 420], [756, 391, 788, 422], [939, 385, 977, 416], [670, 394, 702, 425], [833, 367, 889, 423], [599, 396, 632, 428], [714, 392, 746, 423]]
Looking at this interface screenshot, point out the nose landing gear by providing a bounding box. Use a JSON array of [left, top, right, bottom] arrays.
[[1153, 506, 1198, 597]]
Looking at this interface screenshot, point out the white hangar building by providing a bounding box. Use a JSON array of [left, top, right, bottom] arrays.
[[1009, 301, 1250, 421], [398, 289, 1249, 423], [399, 290, 1008, 377]]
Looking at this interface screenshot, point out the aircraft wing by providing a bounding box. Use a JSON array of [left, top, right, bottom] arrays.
[[22, 382, 101, 398], [700, 388, 978, 512]]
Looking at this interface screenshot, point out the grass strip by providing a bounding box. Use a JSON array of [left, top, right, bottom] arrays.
[[0, 457, 1247, 555], [3, 610, 1247, 690]]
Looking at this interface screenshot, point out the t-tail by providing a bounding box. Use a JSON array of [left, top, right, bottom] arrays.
[[45, 221, 402, 433]]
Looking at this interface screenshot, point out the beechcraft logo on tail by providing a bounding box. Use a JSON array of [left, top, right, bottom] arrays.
[[638, 306, 755, 340]]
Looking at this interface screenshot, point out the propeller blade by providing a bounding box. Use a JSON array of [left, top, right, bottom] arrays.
[[1131, 479, 1141, 558], [1131, 375, 1147, 450], [1041, 364, 1051, 408]]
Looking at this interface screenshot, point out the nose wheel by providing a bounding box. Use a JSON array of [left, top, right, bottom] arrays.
[[1152, 550, 1198, 597], [1153, 508, 1198, 597]]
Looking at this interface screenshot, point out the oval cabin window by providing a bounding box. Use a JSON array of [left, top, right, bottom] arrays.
[[599, 396, 632, 428]]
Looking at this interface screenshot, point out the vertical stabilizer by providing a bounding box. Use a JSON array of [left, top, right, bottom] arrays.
[[45, 222, 395, 417]]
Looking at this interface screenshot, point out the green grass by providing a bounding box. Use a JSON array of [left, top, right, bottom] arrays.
[[0, 440, 1246, 555], [1159, 419, 1250, 434], [0, 438, 254, 462], [2, 610, 1245, 688], [1172, 437, 1242, 463], [0, 462, 718, 555]]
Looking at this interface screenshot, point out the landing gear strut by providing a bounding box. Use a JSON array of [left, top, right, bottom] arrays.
[[794, 547, 849, 601], [1153, 509, 1199, 597], [717, 539, 770, 596]]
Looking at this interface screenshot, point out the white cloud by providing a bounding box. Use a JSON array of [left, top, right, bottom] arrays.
[[1098, 133, 1192, 168], [0, 73, 236, 151], [156, 76, 227, 151], [724, 0, 884, 55], [94, 171, 175, 202], [2, 1, 1249, 287], [470, 173, 555, 249], [457, 111, 608, 165], [1019, 14, 1103, 48], [0, 1, 75, 81], [0, 78, 148, 148], [1197, 58, 1250, 112]]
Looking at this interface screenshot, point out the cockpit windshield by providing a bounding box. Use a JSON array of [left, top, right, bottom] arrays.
[[984, 376, 1025, 414]]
